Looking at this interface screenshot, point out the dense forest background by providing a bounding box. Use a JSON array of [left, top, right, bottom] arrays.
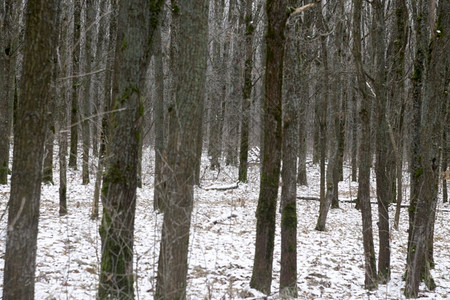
[[0, 0, 448, 299]]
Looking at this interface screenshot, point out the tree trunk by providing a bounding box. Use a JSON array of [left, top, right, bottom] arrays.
[[250, 0, 289, 294], [351, 88, 358, 182], [390, 0, 408, 231], [155, 0, 209, 298], [207, 0, 224, 171], [91, 0, 109, 157], [238, 0, 254, 183], [224, 0, 242, 167], [98, 0, 163, 297], [0, 0, 11, 185], [81, 0, 96, 185], [92, 0, 117, 220], [279, 16, 298, 297], [443, 97, 449, 203], [352, 0, 378, 290], [315, 9, 330, 230], [153, 15, 166, 211], [372, 0, 390, 283], [69, 0, 81, 169], [407, 0, 429, 271], [2, 0, 58, 297], [405, 0, 448, 296]]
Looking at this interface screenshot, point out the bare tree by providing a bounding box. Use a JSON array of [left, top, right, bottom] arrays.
[[97, 0, 163, 297], [69, 0, 81, 169], [155, 0, 209, 297], [372, 0, 391, 283], [352, 0, 378, 290], [279, 15, 299, 297], [238, 0, 255, 183], [250, 0, 291, 293], [2, 0, 58, 297], [405, 0, 448, 296], [0, 0, 11, 185]]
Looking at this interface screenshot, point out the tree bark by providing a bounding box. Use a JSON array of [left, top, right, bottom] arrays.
[[315, 8, 331, 231], [250, 0, 289, 294], [372, 0, 390, 283], [58, 3, 70, 216], [98, 0, 163, 297], [352, 0, 378, 290], [279, 16, 298, 297], [155, 0, 209, 298], [405, 0, 448, 296], [153, 14, 166, 211], [207, 0, 225, 171], [238, 0, 254, 183], [2, 0, 58, 297], [390, 0, 408, 231], [69, 0, 81, 169], [0, 0, 11, 184], [81, 0, 96, 185]]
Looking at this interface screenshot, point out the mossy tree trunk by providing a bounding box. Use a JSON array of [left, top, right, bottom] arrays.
[[97, 0, 163, 298], [249, 0, 290, 294], [69, 0, 81, 170], [0, 0, 11, 185], [2, 0, 58, 297], [352, 0, 378, 290], [155, 0, 209, 298]]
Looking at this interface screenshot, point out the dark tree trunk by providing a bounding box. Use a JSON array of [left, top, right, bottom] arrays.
[[351, 88, 358, 182], [315, 9, 330, 230], [98, 0, 163, 297], [390, 0, 408, 231], [443, 97, 449, 203], [405, 0, 448, 296], [69, 0, 81, 169], [0, 0, 11, 184], [407, 0, 429, 269], [250, 0, 289, 294], [58, 5, 70, 216], [238, 0, 254, 183], [153, 16, 166, 211], [372, 0, 390, 283], [352, 0, 378, 290], [2, 0, 58, 297], [155, 0, 209, 298]]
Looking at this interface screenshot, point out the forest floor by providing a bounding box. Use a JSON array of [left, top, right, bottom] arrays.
[[0, 148, 449, 299]]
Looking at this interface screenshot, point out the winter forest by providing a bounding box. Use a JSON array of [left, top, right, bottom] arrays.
[[0, 0, 449, 299]]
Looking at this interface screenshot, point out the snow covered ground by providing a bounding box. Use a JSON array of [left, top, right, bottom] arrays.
[[0, 149, 449, 299]]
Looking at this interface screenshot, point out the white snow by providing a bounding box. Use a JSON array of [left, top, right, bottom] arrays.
[[0, 148, 449, 299]]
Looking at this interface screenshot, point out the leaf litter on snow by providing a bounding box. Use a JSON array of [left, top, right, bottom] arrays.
[[0, 148, 448, 299]]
